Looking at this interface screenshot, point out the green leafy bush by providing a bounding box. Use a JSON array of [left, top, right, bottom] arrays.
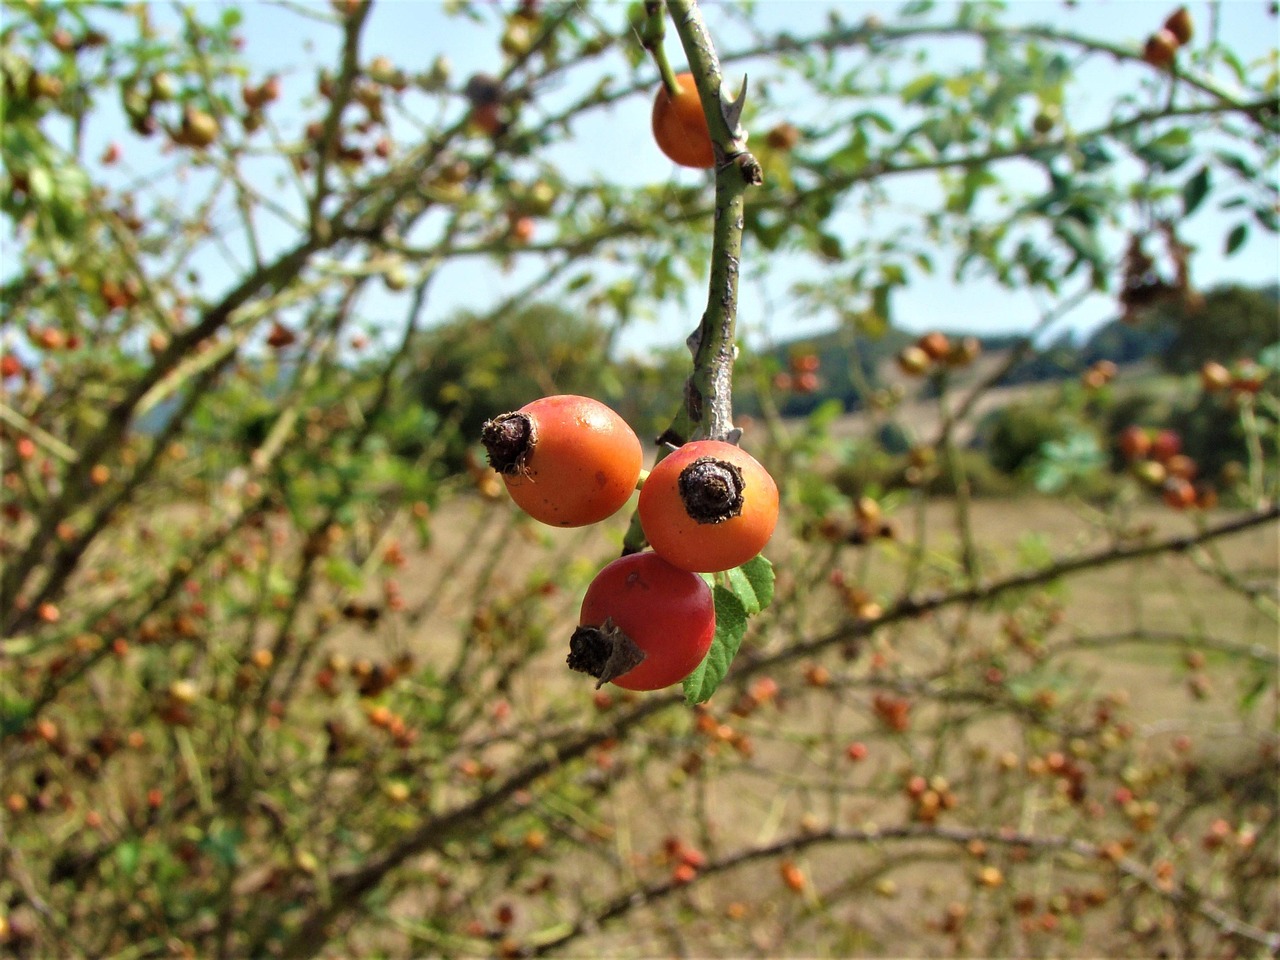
[[980, 401, 1074, 476]]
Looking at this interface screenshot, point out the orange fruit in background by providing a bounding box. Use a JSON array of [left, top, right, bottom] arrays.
[[1143, 28, 1178, 68], [652, 72, 714, 169], [1164, 6, 1193, 45]]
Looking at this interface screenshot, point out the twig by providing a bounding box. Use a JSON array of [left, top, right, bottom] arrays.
[[621, 0, 761, 555], [531, 823, 1280, 956], [271, 506, 1278, 955]]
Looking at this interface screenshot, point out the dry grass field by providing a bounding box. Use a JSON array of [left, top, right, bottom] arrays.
[[322, 490, 1277, 957]]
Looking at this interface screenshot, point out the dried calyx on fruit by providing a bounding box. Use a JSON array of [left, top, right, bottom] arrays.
[[569, 553, 715, 691], [480, 411, 534, 476], [678, 457, 745, 523], [481, 395, 642, 528], [638, 439, 778, 573], [567, 617, 647, 689]]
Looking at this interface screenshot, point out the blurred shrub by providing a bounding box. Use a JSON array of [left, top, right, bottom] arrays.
[[1157, 284, 1279, 374], [980, 401, 1074, 476], [832, 445, 1018, 499]]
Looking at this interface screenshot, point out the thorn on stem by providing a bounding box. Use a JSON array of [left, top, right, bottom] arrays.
[[720, 73, 748, 131]]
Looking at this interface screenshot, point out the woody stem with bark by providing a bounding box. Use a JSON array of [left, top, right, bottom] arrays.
[[668, 0, 759, 444], [622, 0, 761, 555]]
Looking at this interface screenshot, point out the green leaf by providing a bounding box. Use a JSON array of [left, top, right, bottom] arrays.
[[1216, 150, 1257, 179], [683, 586, 748, 705], [1256, 342, 1280, 375], [723, 554, 775, 616], [200, 826, 243, 869], [1224, 223, 1248, 256], [1033, 431, 1104, 493], [1181, 166, 1210, 217], [115, 840, 141, 878], [1136, 127, 1192, 171], [901, 74, 940, 105], [872, 283, 894, 329], [0, 693, 33, 739], [1239, 668, 1269, 712], [1016, 532, 1053, 568], [1055, 217, 1102, 270], [1077, 140, 1112, 172], [856, 110, 895, 133]]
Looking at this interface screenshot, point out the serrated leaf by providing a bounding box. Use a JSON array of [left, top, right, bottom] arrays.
[[723, 554, 775, 616], [1182, 166, 1210, 217], [683, 587, 748, 705], [1225, 223, 1248, 256]]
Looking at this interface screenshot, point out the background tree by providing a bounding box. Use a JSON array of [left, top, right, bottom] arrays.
[[1156, 282, 1280, 373]]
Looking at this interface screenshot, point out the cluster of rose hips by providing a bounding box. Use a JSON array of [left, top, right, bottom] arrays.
[[1142, 7, 1194, 70], [1199, 358, 1268, 397], [772, 352, 822, 394], [810, 495, 899, 551], [660, 834, 710, 886], [904, 773, 958, 824], [1117, 426, 1214, 510], [482, 396, 778, 691], [1080, 359, 1118, 390], [896, 331, 981, 377]]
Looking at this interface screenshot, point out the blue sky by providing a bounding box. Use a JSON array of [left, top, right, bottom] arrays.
[[23, 1, 1279, 361], [337, 1, 1279, 354]]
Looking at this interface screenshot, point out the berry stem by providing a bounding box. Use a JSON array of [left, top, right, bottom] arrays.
[[641, 1, 681, 98]]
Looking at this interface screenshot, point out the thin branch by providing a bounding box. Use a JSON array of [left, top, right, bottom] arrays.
[[271, 506, 1278, 956], [532, 823, 1280, 956]]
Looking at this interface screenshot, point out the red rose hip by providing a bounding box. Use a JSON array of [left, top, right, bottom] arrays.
[[568, 553, 715, 691]]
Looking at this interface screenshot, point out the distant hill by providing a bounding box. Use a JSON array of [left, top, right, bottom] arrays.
[[747, 281, 1278, 413]]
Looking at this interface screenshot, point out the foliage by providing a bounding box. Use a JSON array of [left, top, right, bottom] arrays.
[[981, 402, 1076, 476], [404, 302, 616, 468], [1155, 283, 1280, 374], [1, 1, 1278, 958]]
